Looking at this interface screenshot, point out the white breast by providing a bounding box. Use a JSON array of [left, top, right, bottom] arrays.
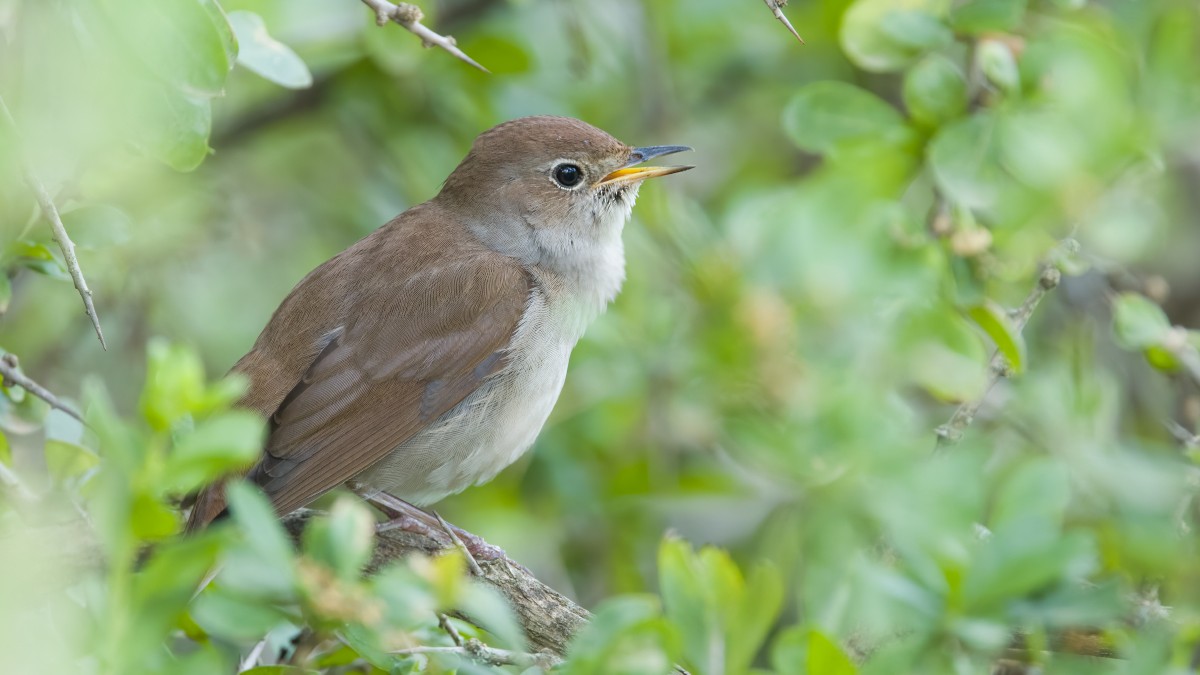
[[362, 282, 602, 505]]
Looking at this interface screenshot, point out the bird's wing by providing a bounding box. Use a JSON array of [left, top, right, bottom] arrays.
[[248, 256, 530, 517], [185, 216, 530, 530]]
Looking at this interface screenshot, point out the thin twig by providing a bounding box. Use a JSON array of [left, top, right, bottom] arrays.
[[439, 613, 464, 646], [0, 95, 106, 349], [0, 460, 35, 502], [434, 510, 483, 576], [936, 265, 1061, 448], [359, 0, 489, 72], [0, 353, 84, 423], [761, 0, 805, 45], [393, 639, 562, 669]]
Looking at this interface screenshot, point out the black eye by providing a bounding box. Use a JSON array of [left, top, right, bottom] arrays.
[[553, 163, 582, 188]]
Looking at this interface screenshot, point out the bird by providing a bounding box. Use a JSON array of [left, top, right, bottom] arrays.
[[185, 116, 692, 536]]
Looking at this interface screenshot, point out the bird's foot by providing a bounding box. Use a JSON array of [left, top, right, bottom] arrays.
[[352, 485, 507, 572]]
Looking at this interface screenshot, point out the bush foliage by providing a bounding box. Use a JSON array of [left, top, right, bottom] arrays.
[[2, 0, 1200, 673]]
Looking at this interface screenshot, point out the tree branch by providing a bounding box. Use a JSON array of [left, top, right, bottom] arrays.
[[935, 265, 1061, 448], [761, 0, 805, 45], [281, 511, 589, 656], [0, 95, 106, 349], [0, 352, 84, 423], [359, 0, 489, 73]]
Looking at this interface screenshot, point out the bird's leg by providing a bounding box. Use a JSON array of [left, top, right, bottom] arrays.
[[350, 484, 506, 563]]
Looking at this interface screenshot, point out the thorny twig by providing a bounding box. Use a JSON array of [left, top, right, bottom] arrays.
[[0, 353, 84, 424], [0, 95, 106, 349], [359, 0, 489, 72], [935, 265, 1062, 448], [761, 0, 805, 45]]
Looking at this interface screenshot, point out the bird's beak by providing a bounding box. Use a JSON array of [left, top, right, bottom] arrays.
[[598, 145, 694, 186]]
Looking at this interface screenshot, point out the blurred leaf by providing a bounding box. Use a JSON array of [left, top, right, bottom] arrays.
[[978, 39, 1021, 94], [130, 532, 225, 649], [226, 481, 297, 574], [240, 668, 319, 675], [0, 431, 8, 466], [458, 582, 524, 650], [44, 439, 99, 481], [228, 11, 313, 90], [903, 54, 968, 126], [807, 629, 858, 674], [59, 205, 133, 250], [1112, 292, 1171, 350], [929, 112, 1008, 210], [10, 241, 68, 280], [842, 0, 950, 72], [164, 410, 265, 494], [191, 586, 295, 640], [991, 458, 1071, 529], [302, 495, 375, 580], [97, 0, 236, 95], [950, 0, 1027, 34], [966, 300, 1026, 373], [563, 595, 675, 675], [963, 524, 1095, 612], [141, 339, 207, 431], [783, 82, 908, 155], [131, 490, 180, 539], [135, 88, 213, 172]]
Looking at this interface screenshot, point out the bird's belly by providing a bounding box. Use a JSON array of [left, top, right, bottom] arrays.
[[360, 292, 577, 505]]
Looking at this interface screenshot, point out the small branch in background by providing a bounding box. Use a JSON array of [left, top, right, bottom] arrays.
[[0, 458, 34, 502], [936, 265, 1062, 448], [0, 353, 84, 424], [0, 95, 106, 349], [392, 640, 562, 669], [359, 0, 489, 72], [761, 0, 805, 45]]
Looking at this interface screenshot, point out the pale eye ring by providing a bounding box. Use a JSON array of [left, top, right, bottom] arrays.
[[552, 163, 583, 188]]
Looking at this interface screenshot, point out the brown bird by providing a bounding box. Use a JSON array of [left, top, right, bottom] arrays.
[[186, 116, 691, 535]]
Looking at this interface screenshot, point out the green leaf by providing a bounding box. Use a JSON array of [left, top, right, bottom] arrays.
[[783, 82, 909, 155], [841, 0, 950, 73], [991, 458, 1071, 529], [963, 524, 1095, 612], [59, 205, 133, 250], [240, 667, 319, 675], [0, 431, 9, 467], [131, 490, 181, 539], [227, 11, 313, 89], [928, 112, 1008, 210], [44, 439, 99, 481], [191, 586, 295, 640], [807, 629, 858, 675], [966, 300, 1026, 373], [1112, 292, 1171, 350], [97, 0, 237, 95], [165, 411, 265, 494], [903, 54, 968, 126], [141, 339, 207, 431], [136, 88, 214, 172], [226, 481, 296, 573], [563, 595, 676, 675], [11, 241, 68, 280], [130, 532, 225, 648], [949, 0, 1027, 34], [302, 495, 375, 580], [978, 39, 1021, 94]]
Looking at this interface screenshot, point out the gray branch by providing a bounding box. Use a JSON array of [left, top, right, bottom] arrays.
[[281, 511, 589, 656], [935, 265, 1061, 448], [0, 95, 106, 349], [0, 352, 84, 423], [359, 0, 489, 72], [761, 0, 805, 44]]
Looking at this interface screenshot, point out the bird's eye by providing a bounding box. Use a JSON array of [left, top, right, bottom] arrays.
[[553, 163, 583, 188]]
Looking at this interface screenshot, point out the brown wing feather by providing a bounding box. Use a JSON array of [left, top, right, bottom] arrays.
[[186, 203, 530, 530]]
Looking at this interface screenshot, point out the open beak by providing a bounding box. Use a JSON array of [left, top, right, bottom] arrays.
[[598, 145, 693, 186]]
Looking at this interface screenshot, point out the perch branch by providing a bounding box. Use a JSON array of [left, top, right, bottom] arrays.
[[0, 353, 84, 423], [281, 510, 589, 656], [0, 95, 106, 349], [359, 0, 489, 72], [761, 0, 805, 45], [936, 265, 1061, 448], [393, 639, 562, 669]]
